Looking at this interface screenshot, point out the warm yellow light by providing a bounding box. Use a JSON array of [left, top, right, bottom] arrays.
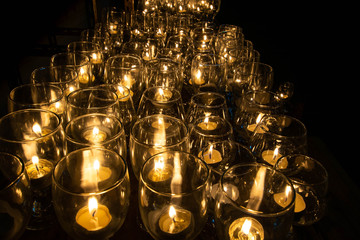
[[88, 197, 98, 217], [31, 156, 39, 165], [93, 159, 100, 172], [32, 123, 42, 135], [169, 205, 176, 219], [241, 218, 252, 235]]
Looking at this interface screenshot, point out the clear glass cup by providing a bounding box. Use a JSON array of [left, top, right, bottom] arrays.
[[139, 151, 209, 240], [104, 54, 144, 106], [275, 154, 328, 226], [67, 41, 105, 86], [249, 114, 308, 166], [214, 163, 295, 240], [130, 114, 189, 180], [65, 88, 120, 124], [50, 52, 92, 89], [52, 147, 130, 240], [137, 87, 185, 121], [8, 83, 65, 119], [235, 61, 274, 91], [65, 113, 127, 159], [0, 109, 65, 230], [233, 90, 283, 145], [0, 152, 32, 239], [185, 92, 229, 124], [189, 115, 233, 156], [30, 66, 79, 96], [187, 0, 221, 21]]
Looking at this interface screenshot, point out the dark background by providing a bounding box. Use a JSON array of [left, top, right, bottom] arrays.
[[2, 1, 355, 185]]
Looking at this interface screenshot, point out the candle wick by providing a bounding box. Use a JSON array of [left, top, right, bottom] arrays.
[[92, 209, 96, 218], [35, 164, 40, 173]]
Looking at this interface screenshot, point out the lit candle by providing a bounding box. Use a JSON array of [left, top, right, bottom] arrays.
[[273, 186, 306, 213], [83, 127, 107, 143], [148, 157, 173, 182], [247, 113, 269, 133], [116, 86, 131, 102], [91, 53, 102, 64], [78, 67, 91, 85], [151, 116, 171, 130], [154, 88, 173, 102], [75, 196, 112, 231], [261, 148, 282, 166], [191, 69, 206, 85], [228, 217, 264, 240], [158, 205, 192, 234], [93, 159, 112, 182], [25, 156, 53, 189], [48, 101, 64, 115], [198, 144, 222, 164], [197, 117, 217, 131], [122, 74, 134, 91]]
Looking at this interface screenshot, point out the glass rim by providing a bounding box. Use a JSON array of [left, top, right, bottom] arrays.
[[52, 147, 128, 196], [0, 152, 26, 192], [67, 41, 101, 54], [190, 91, 227, 109], [8, 83, 64, 108], [220, 163, 296, 217], [65, 113, 124, 146], [50, 52, 90, 68], [31, 66, 79, 84], [0, 109, 62, 143], [140, 150, 209, 197], [275, 154, 328, 186], [95, 84, 133, 101], [244, 90, 281, 109], [66, 88, 119, 110], [130, 114, 189, 148]]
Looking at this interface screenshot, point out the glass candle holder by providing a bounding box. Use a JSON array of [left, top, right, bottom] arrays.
[[185, 92, 230, 124], [30, 66, 79, 97], [65, 88, 120, 124], [104, 54, 144, 106], [275, 154, 328, 226], [145, 58, 183, 90], [50, 52, 92, 89], [236, 61, 274, 91], [189, 115, 233, 156], [67, 41, 105, 86], [0, 109, 65, 230], [0, 152, 32, 240], [214, 163, 295, 240], [52, 147, 130, 240], [65, 113, 127, 159], [130, 114, 189, 180], [8, 83, 65, 118], [249, 114, 308, 167], [139, 151, 209, 240], [137, 87, 185, 121], [233, 90, 283, 145]]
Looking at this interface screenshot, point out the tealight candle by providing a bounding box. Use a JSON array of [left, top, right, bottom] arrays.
[[158, 205, 192, 234], [25, 156, 53, 189], [93, 160, 112, 182], [274, 189, 305, 213], [198, 144, 222, 164], [75, 197, 112, 231], [91, 53, 103, 64], [246, 113, 269, 133], [78, 68, 91, 85], [228, 217, 264, 240], [191, 69, 206, 85], [151, 116, 171, 130], [197, 117, 217, 131], [148, 157, 173, 182], [116, 86, 132, 102], [154, 88, 173, 102], [83, 127, 107, 143], [261, 149, 282, 166]]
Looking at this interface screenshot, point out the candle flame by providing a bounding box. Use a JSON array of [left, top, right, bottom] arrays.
[[204, 117, 209, 124], [158, 88, 165, 98], [93, 159, 100, 172], [32, 123, 42, 135], [155, 157, 165, 171], [196, 69, 202, 79], [169, 205, 176, 219], [31, 156, 39, 165], [92, 127, 100, 136], [88, 197, 98, 217], [241, 219, 252, 235], [256, 113, 264, 124]]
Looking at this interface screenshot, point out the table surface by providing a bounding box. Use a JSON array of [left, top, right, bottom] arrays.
[[19, 137, 360, 240]]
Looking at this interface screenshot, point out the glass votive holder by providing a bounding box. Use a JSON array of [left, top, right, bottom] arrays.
[[233, 90, 283, 145], [191, 27, 215, 51], [139, 151, 209, 240], [65, 88, 120, 124], [0, 109, 65, 230], [185, 92, 229, 124], [0, 152, 32, 240], [8, 83, 65, 118], [67, 41, 105, 86], [52, 147, 130, 240], [249, 114, 308, 167], [236, 61, 274, 91], [104, 54, 144, 106], [145, 58, 183, 90], [130, 114, 189, 180], [50, 52, 92, 89], [65, 113, 127, 159], [137, 86, 185, 121], [30, 66, 79, 96], [189, 115, 233, 156], [275, 154, 328, 226], [214, 163, 295, 240]]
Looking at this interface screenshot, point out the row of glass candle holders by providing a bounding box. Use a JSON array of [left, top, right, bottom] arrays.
[[0, 83, 328, 239]]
